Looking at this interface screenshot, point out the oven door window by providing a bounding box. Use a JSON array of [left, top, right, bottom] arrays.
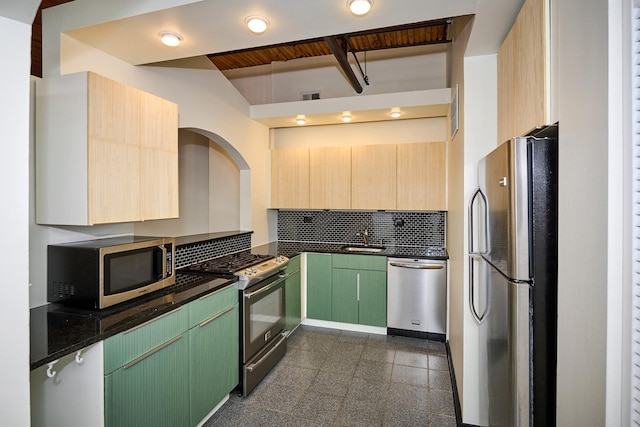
[[244, 277, 286, 359], [104, 247, 161, 295]]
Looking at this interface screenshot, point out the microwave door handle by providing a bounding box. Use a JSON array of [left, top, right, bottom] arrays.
[[160, 245, 168, 279]]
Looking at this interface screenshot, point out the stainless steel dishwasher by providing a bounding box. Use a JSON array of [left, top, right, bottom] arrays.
[[387, 257, 447, 340]]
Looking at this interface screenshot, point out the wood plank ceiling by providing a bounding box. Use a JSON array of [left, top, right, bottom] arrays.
[[32, 1, 452, 77], [208, 20, 451, 71]]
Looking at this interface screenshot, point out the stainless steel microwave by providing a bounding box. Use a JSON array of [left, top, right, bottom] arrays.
[[47, 236, 176, 309]]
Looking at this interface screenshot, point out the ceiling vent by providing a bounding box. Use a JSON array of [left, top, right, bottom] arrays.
[[301, 91, 321, 101]]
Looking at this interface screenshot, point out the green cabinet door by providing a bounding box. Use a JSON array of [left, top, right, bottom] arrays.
[[306, 253, 332, 320], [331, 268, 359, 324], [104, 332, 190, 427], [189, 303, 239, 425], [330, 254, 387, 328], [285, 255, 302, 332], [357, 269, 387, 327]]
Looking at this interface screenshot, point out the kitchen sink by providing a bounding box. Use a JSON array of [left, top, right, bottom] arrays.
[[341, 245, 386, 253]]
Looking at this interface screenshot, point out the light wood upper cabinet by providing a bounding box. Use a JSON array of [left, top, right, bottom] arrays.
[[270, 147, 309, 208], [498, 0, 549, 143], [351, 144, 397, 210], [139, 90, 179, 220], [36, 71, 179, 225], [397, 142, 446, 210], [309, 146, 351, 209]]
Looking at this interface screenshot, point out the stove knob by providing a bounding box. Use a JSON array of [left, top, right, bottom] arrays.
[[252, 267, 258, 274], [276, 256, 283, 263], [244, 269, 252, 276]]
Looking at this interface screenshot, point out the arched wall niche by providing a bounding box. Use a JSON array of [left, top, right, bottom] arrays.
[[133, 127, 247, 237]]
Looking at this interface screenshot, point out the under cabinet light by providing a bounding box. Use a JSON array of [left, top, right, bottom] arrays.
[[342, 114, 352, 123], [296, 116, 306, 125]]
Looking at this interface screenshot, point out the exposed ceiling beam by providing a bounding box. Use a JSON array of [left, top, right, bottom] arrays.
[[324, 36, 362, 94]]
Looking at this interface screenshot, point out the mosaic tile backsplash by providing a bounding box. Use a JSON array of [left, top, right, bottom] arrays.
[[175, 234, 251, 269], [277, 210, 446, 248]]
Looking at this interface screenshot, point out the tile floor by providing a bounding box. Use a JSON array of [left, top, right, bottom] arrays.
[[204, 325, 457, 426]]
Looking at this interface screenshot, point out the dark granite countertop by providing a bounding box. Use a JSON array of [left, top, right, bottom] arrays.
[[31, 236, 446, 371], [30, 274, 236, 370], [249, 241, 449, 260]]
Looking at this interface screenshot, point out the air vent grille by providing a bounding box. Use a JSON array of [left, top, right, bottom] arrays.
[[302, 91, 320, 101], [52, 280, 75, 298]]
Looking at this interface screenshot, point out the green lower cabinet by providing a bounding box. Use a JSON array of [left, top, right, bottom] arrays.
[[357, 270, 387, 327], [331, 269, 359, 324], [306, 253, 332, 321], [189, 304, 239, 425], [331, 254, 387, 327], [104, 332, 190, 427], [285, 255, 302, 332]]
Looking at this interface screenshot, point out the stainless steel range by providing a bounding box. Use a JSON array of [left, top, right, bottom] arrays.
[[181, 251, 290, 396]]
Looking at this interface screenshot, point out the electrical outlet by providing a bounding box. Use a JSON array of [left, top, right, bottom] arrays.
[[393, 218, 405, 227]]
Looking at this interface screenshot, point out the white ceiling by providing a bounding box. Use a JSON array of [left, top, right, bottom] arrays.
[[53, 0, 523, 66], [44, 0, 525, 127]]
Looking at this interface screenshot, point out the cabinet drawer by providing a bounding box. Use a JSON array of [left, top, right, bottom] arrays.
[[332, 254, 387, 271], [104, 307, 189, 374], [188, 282, 238, 326]]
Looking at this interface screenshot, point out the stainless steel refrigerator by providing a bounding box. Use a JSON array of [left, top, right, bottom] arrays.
[[468, 124, 558, 427]]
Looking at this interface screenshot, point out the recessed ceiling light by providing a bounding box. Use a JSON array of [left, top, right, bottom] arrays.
[[390, 111, 401, 119], [245, 15, 270, 34], [296, 117, 306, 125], [158, 31, 183, 47], [347, 0, 373, 16], [342, 114, 352, 123]]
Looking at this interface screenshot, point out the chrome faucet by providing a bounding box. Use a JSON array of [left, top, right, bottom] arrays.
[[355, 229, 369, 246]]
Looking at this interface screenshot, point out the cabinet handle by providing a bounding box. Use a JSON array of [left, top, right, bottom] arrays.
[[389, 262, 444, 269], [123, 335, 182, 370], [244, 276, 286, 299], [246, 333, 287, 373], [122, 307, 182, 335], [198, 306, 235, 328], [197, 283, 235, 300], [357, 273, 360, 302]]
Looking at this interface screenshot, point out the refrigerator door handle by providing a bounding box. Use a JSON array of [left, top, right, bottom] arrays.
[[468, 256, 488, 324], [468, 186, 489, 256]]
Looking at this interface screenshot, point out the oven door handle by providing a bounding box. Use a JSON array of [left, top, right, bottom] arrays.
[[246, 332, 287, 373], [243, 275, 286, 299]]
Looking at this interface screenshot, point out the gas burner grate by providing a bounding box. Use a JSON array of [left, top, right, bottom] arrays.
[[180, 251, 273, 275]]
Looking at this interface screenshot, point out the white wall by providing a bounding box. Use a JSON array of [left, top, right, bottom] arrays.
[[273, 117, 447, 149], [460, 53, 498, 425], [209, 140, 241, 231], [553, 0, 619, 425], [225, 48, 448, 104], [0, 12, 34, 427]]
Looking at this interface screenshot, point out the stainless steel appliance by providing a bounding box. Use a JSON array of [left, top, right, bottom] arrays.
[[387, 257, 447, 340], [181, 251, 289, 396], [47, 236, 175, 309], [468, 124, 558, 427]]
